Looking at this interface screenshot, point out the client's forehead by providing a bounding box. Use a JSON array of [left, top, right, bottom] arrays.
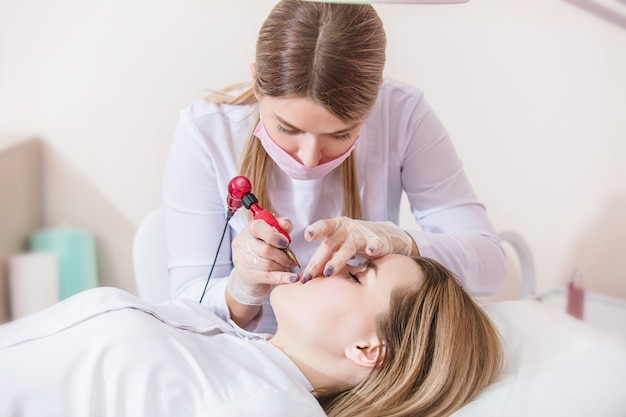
[[375, 255, 421, 277], [371, 255, 422, 293]]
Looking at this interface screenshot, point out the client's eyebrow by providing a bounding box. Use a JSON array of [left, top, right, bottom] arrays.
[[365, 259, 378, 276]]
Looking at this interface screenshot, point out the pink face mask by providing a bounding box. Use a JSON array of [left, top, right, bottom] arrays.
[[254, 118, 359, 181]]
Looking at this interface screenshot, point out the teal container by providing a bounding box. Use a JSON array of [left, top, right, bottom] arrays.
[[29, 228, 99, 300]]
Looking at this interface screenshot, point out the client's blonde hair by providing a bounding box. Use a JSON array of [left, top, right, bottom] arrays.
[[321, 256, 503, 417]]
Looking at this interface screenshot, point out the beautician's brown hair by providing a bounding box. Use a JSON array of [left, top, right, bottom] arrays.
[[206, 0, 386, 218], [320, 256, 503, 417]]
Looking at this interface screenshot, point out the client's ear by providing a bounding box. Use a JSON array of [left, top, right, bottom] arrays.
[[345, 338, 384, 369]]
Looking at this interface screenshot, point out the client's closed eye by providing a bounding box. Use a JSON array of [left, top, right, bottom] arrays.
[[348, 272, 361, 284]]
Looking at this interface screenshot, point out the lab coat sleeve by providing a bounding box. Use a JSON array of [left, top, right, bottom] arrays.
[[397, 91, 506, 295], [162, 110, 234, 322], [162, 104, 277, 333]]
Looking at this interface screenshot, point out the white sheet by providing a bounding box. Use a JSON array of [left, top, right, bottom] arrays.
[[2, 289, 625, 416], [0, 287, 325, 417], [453, 300, 626, 416]]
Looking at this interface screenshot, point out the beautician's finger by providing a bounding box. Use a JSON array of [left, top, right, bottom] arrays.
[[300, 233, 352, 282], [248, 219, 290, 249], [233, 237, 293, 273], [232, 228, 292, 281], [248, 217, 297, 271], [233, 254, 296, 287], [276, 217, 294, 235], [327, 227, 368, 268], [300, 242, 333, 283], [233, 265, 298, 289], [321, 241, 364, 278], [300, 218, 343, 280], [252, 249, 296, 273], [268, 270, 300, 285], [363, 235, 388, 257], [303, 218, 340, 243]]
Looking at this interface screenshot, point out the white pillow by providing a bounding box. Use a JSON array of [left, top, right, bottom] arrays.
[[452, 300, 626, 417]]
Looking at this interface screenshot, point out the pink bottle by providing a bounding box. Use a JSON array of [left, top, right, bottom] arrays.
[[566, 268, 585, 320]]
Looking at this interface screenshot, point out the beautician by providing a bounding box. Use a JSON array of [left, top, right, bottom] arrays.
[[162, 0, 506, 332]]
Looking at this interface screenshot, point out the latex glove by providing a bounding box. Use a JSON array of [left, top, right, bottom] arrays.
[[301, 217, 414, 282], [228, 217, 299, 305]]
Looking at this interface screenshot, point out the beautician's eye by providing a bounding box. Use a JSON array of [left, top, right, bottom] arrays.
[[333, 132, 352, 140], [332, 132, 352, 141], [277, 124, 301, 135], [348, 272, 361, 284]]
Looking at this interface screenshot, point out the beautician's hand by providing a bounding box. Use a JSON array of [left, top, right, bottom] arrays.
[[301, 217, 416, 283], [228, 217, 299, 305]]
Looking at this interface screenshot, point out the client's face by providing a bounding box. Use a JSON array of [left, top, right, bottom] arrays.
[[270, 254, 422, 351]]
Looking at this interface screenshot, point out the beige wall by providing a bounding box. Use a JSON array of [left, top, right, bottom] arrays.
[[0, 0, 624, 298]]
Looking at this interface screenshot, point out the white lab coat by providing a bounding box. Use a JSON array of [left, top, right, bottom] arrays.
[[163, 77, 507, 333], [0, 287, 325, 417]]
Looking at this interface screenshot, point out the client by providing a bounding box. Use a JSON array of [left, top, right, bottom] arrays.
[[0, 255, 502, 416]]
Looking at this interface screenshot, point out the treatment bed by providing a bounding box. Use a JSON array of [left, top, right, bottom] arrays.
[[130, 209, 626, 415]]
